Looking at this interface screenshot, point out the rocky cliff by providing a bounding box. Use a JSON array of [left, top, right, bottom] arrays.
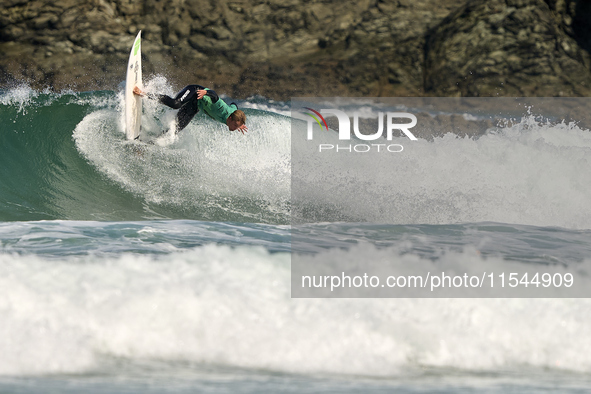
[[1, 0, 590, 99]]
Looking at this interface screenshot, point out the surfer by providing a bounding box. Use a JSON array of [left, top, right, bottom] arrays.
[[133, 85, 247, 134]]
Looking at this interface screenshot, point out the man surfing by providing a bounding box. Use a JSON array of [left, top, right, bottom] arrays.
[[133, 85, 247, 134]]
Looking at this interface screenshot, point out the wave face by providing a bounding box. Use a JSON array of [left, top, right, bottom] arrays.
[[4, 85, 591, 229], [0, 84, 291, 223]]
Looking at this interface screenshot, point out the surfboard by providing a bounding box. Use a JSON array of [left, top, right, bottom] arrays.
[[125, 31, 142, 140]]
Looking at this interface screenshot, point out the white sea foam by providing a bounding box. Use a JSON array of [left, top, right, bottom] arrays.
[[0, 244, 590, 376], [293, 115, 591, 229], [239, 95, 291, 116], [0, 85, 39, 113]]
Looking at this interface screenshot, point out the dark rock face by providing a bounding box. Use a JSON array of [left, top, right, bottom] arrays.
[[0, 0, 590, 99], [425, 0, 591, 96]]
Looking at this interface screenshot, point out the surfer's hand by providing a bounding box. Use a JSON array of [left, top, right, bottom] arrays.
[[236, 124, 248, 135], [196, 89, 207, 99], [133, 86, 145, 96]]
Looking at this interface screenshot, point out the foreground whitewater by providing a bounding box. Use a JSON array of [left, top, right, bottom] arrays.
[[1, 82, 591, 393]]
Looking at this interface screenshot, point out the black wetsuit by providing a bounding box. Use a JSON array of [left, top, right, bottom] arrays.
[[148, 85, 220, 132]]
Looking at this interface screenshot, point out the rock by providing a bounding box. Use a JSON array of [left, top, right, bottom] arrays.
[[424, 0, 591, 96], [32, 13, 59, 30], [0, 0, 590, 99]]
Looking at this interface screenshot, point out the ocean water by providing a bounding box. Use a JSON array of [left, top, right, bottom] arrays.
[[1, 82, 591, 393]]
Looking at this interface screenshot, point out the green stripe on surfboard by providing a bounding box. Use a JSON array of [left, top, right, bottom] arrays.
[[133, 37, 141, 56]]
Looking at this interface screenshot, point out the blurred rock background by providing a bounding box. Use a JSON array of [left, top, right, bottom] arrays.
[[1, 0, 590, 99]]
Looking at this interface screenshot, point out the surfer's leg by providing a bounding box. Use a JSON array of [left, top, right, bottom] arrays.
[[175, 99, 199, 133], [157, 85, 202, 109]]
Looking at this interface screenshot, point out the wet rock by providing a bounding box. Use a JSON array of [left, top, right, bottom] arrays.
[[424, 0, 591, 96], [0, 0, 590, 99]]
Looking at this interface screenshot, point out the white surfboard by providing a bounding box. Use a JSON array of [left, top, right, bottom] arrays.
[[125, 31, 142, 140]]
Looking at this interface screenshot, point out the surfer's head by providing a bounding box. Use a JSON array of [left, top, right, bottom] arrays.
[[226, 110, 246, 131]]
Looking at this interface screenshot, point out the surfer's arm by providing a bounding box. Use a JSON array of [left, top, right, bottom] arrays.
[[133, 87, 164, 103], [197, 89, 219, 103]]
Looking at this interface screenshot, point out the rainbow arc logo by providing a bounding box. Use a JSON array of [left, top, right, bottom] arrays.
[[304, 107, 329, 131]]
